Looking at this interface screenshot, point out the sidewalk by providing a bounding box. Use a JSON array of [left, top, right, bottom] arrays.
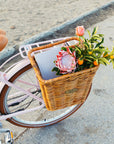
[[0, 2, 114, 144]]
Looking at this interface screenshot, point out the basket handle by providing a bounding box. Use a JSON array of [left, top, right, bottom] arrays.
[[28, 37, 80, 57]]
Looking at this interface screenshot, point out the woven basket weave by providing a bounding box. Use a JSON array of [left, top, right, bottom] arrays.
[[28, 37, 99, 111]]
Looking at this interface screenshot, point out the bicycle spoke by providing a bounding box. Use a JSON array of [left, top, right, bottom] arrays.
[[8, 90, 42, 113], [12, 99, 35, 113]]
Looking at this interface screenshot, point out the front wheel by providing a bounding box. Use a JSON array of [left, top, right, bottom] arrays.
[[0, 64, 90, 128]]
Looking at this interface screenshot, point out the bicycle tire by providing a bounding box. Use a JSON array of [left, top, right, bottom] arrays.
[[0, 63, 91, 128]]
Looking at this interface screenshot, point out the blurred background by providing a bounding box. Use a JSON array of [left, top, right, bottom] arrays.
[[0, 0, 113, 47]]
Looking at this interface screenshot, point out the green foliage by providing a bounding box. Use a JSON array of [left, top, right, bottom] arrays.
[[95, 37, 104, 48], [74, 27, 114, 69], [52, 27, 114, 75], [61, 47, 67, 51], [52, 67, 62, 75], [92, 27, 98, 35]]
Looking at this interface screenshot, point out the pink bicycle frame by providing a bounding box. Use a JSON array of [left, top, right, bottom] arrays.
[[0, 56, 44, 120]]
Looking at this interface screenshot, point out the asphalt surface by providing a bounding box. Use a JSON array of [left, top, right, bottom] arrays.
[[0, 3, 114, 144]]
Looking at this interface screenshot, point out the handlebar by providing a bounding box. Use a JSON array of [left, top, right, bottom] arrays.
[[0, 29, 8, 52]]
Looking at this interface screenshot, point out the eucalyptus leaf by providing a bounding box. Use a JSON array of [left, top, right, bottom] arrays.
[[98, 34, 104, 37], [84, 41, 89, 49], [99, 60, 107, 65], [92, 27, 98, 35], [99, 57, 110, 65], [85, 58, 93, 62], [92, 36, 101, 41], [75, 46, 81, 54], [95, 37, 104, 48], [85, 55, 96, 60], [87, 30, 91, 38]]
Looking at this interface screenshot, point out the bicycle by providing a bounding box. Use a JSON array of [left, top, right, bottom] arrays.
[[0, 30, 91, 128]]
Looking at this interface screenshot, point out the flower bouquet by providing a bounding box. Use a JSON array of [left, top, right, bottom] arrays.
[[28, 26, 114, 111], [52, 26, 114, 75]]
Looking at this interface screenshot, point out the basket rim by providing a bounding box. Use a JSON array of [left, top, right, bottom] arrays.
[[28, 37, 80, 55]]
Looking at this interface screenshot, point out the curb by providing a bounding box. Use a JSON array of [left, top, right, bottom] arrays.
[[22, 1, 114, 44], [0, 1, 114, 63]]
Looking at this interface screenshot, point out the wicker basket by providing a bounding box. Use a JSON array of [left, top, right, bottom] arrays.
[[28, 37, 99, 111]]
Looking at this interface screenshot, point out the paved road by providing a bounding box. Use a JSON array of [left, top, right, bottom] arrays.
[[13, 16, 114, 144]]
